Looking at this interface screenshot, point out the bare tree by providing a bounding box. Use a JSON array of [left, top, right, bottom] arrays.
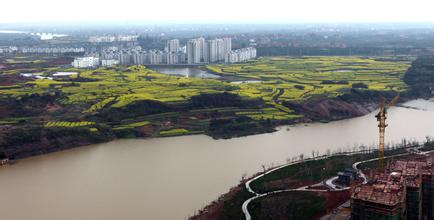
[[241, 173, 247, 182], [299, 153, 304, 161], [286, 157, 291, 163], [402, 138, 407, 148]]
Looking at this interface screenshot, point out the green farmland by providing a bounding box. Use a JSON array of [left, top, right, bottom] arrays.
[[208, 56, 409, 101], [0, 56, 413, 157]]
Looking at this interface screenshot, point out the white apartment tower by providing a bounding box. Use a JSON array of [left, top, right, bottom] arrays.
[[223, 37, 232, 57], [187, 39, 202, 64], [198, 37, 206, 62], [206, 39, 218, 63], [166, 39, 180, 53], [166, 52, 179, 64], [215, 39, 224, 61]]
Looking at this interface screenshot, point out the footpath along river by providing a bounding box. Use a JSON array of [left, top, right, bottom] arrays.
[[0, 99, 434, 220]]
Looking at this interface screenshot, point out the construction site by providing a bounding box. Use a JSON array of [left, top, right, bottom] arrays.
[[351, 95, 433, 220], [351, 156, 433, 220]]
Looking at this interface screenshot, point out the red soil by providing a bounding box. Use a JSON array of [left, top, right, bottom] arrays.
[[0, 106, 12, 117], [0, 74, 32, 86], [322, 190, 351, 212]]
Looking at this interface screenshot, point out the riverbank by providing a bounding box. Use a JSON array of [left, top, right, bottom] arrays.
[[191, 141, 434, 219], [0, 89, 401, 161], [0, 88, 427, 161]]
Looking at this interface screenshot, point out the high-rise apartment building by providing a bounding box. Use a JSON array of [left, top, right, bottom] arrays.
[[206, 39, 218, 63], [198, 37, 206, 62], [222, 37, 232, 57], [166, 52, 179, 65], [216, 39, 225, 61], [166, 39, 180, 53], [187, 39, 202, 64]]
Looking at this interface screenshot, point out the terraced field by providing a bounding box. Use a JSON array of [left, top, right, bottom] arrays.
[[209, 56, 409, 100], [0, 56, 411, 140]]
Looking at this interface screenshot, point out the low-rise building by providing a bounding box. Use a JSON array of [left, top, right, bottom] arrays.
[[72, 57, 99, 68], [52, 72, 78, 78], [225, 47, 256, 63], [101, 59, 120, 67], [337, 168, 359, 186]]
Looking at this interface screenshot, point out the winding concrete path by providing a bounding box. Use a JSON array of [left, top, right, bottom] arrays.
[[241, 146, 432, 220]]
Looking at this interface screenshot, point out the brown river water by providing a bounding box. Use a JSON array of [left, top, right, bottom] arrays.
[[1, 99, 434, 220]]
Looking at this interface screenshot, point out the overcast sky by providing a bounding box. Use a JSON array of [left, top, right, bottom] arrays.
[[1, 0, 434, 24]]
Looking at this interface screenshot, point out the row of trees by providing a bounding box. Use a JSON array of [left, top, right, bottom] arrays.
[[255, 137, 431, 173]]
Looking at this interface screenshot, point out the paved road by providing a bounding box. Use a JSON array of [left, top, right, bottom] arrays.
[[241, 146, 432, 220]]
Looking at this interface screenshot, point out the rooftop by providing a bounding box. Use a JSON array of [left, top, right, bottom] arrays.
[[352, 156, 433, 206], [389, 159, 432, 188], [352, 172, 404, 206]]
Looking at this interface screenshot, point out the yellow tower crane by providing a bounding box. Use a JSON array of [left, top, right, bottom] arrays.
[[375, 94, 399, 168]]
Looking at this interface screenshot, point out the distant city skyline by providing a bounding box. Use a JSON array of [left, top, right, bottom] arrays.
[[2, 0, 434, 24]]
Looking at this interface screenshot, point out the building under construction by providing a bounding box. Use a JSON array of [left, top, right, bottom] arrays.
[[351, 156, 433, 220]]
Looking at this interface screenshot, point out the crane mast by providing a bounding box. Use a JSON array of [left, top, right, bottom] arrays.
[[375, 99, 387, 167], [375, 95, 399, 168]]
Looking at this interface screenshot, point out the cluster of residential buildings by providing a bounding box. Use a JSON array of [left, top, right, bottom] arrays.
[[71, 37, 256, 68], [225, 47, 257, 63], [20, 47, 85, 54], [186, 37, 232, 64], [0, 46, 18, 54], [97, 46, 186, 66], [351, 155, 433, 220], [0, 46, 85, 54], [89, 35, 139, 43]]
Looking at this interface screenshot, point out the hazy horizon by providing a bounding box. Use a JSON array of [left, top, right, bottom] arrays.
[[2, 0, 434, 24]]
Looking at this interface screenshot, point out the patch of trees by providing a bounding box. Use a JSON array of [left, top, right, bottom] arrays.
[[250, 191, 326, 220], [208, 117, 275, 139], [403, 56, 434, 98], [294, 85, 305, 90], [0, 34, 41, 46], [3, 93, 63, 117], [96, 100, 173, 122], [1, 126, 114, 158], [257, 46, 409, 57], [256, 45, 434, 57], [283, 89, 397, 120], [137, 35, 166, 50], [189, 92, 263, 108], [17, 93, 59, 104], [113, 128, 139, 138], [351, 83, 368, 89], [339, 89, 396, 103]]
